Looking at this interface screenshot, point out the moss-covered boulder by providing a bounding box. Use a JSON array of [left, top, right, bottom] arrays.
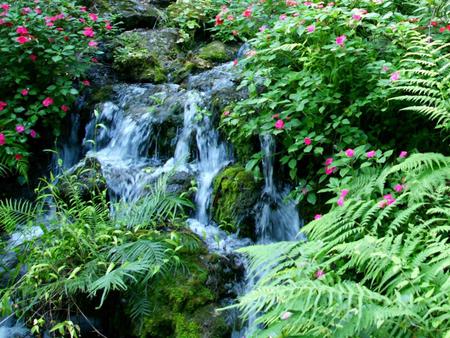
[[212, 165, 261, 239], [113, 29, 182, 83], [197, 41, 230, 63]]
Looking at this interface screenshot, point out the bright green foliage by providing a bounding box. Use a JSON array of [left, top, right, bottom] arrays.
[[391, 30, 450, 131], [233, 153, 450, 337], [0, 0, 114, 178], [0, 173, 195, 336]]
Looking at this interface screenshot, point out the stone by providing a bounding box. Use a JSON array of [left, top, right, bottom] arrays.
[[197, 41, 232, 63]]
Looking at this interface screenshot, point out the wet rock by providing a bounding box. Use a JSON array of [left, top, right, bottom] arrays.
[[212, 165, 261, 239], [166, 170, 195, 196], [197, 41, 233, 63], [93, 0, 170, 30], [112, 29, 182, 83]]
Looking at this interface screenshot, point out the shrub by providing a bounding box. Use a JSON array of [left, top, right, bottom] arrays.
[[0, 0, 114, 178]]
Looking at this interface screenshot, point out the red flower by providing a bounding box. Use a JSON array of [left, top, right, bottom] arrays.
[[16, 26, 29, 34], [16, 36, 30, 44], [439, 27, 446, 33], [82, 80, 90, 86], [21, 88, 29, 96], [447, 25, 450, 31], [0, 133, 5, 146], [215, 15, 223, 26], [243, 7, 252, 17], [42, 97, 54, 107], [304, 137, 312, 145], [30, 54, 37, 62], [61, 105, 69, 112], [0, 101, 7, 111], [105, 23, 112, 30], [91, 57, 98, 63], [80, 6, 87, 12], [430, 21, 438, 27], [15, 154, 23, 161], [30, 129, 37, 138]]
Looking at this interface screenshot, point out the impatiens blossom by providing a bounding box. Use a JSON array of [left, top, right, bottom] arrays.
[[325, 166, 336, 175], [21, 89, 29, 96], [315, 269, 325, 279], [280, 312, 293, 320], [30, 129, 36, 138], [304, 137, 312, 145], [88, 13, 98, 21], [105, 23, 112, 30], [16, 26, 29, 34], [233, 59, 238, 66], [215, 15, 223, 26], [83, 27, 95, 37], [383, 194, 396, 205], [0, 133, 5, 145], [345, 148, 355, 157], [279, 14, 287, 20], [337, 197, 345, 206], [340, 189, 349, 198], [286, 0, 297, 5], [394, 184, 404, 193], [42, 97, 54, 107], [82, 80, 90, 86], [0, 101, 7, 110], [61, 105, 69, 112], [390, 71, 400, 81], [336, 35, 346, 46], [16, 125, 25, 133], [352, 14, 362, 21], [275, 119, 285, 129], [30, 54, 37, 62], [223, 110, 230, 116], [307, 25, 315, 33], [314, 214, 322, 220], [88, 40, 98, 47], [1, 4, 10, 11], [399, 151, 408, 158], [259, 25, 268, 32], [366, 150, 376, 158], [325, 157, 333, 166], [242, 7, 252, 17], [16, 36, 30, 44], [439, 27, 446, 33], [15, 154, 23, 161]]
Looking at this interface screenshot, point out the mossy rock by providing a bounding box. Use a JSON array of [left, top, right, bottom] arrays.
[[197, 41, 230, 63], [212, 165, 261, 239]]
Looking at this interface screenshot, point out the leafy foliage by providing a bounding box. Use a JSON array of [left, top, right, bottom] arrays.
[[233, 153, 450, 337]]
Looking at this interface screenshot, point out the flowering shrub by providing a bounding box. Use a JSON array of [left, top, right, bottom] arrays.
[[217, 0, 449, 205], [0, 0, 113, 178]]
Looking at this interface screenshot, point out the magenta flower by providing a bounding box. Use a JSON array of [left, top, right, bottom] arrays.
[[0, 133, 5, 146], [21, 88, 29, 96], [0, 101, 7, 111], [105, 23, 113, 30], [275, 119, 285, 129], [223, 110, 230, 116], [82, 80, 90, 86], [394, 184, 404, 192], [366, 150, 376, 158], [259, 25, 268, 32], [337, 197, 345, 206], [314, 214, 322, 220], [83, 27, 95, 37], [336, 35, 346, 46], [325, 158, 333, 166], [16, 125, 25, 133], [61, 105, 69, 112], [383, 194, 396, 205], [30, 54, 37, 62], [340, 189, 349, 198], [306, 25, 315, 33], [16, 26, 29, 34], [280, 311, 293, 320], [304, 137, 312, 145], [315, 269, 325, 279], [325, 166, 336, 175], [352, 14, 362, 21], [242, 7, 252, 17], [399, 151, 408, 158], [390, 71, 400, 81], [30, 129, 36, 138], [279, 14, 287, 20], [88, 13, 98, 21], [233, 59, 238, 66], [382, 65, 389, 72], [88, 40, 98, 47], [42, 97, 54, 107], [345, 148, 355, 157], [16, 36, 30, 44]]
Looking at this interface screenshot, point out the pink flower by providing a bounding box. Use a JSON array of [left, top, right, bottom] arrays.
[[42, 97, 54, 107], [16, 36, 30, 44], [79, 18, 86, 23], [259, 25, 268, 32], [272, 114, 279, 119], [399, 151, 408, 158], [82, 80, 90, 86], [307, 25, 315, 33], [61, 105, 69, 112], [80, 6, 87, 12], [325, 166, 336, 175], [0, 101, 7, 111], [88, 13, 98, 21], [325, 158, 333, 166], [34, 7, 42, 14], [91, 57, 98, 63], [16, 125, 25, 133], [275, 119, 285, 129], [345, 148, 355, 157], [366, 150, 376, 158], [233, 59, 238, 66], [83, 27, 95, 37], [215, 15, 223, 26], [30, 129, 36, 138], [378, 200, 387, 208], [382, 65, 389, 72], [21, 88, 29, 96], [340, 189, 349, 198], [390, 71, 400, 81], [286, 0, 298, 5], [16, 26, 29, 34], [314, 214, 322, 220], [105, 23, 113, 30], [0, 133, 5, 145], [336, 35, 346, 46], [280, 311, 293, 320], [223, 110, 230, 116], [304, 137, 312, 145], [232, 30, 238, 36], [243, 7, 252, 17], [29, 54, 37, 62], [304, 1, 313, 6], [1, 4, 9, 11], [394, 184, 404, 193], [279, 14, 287, 20], [315, 269, 325, 279], [352, 14, 362, 21], [337, 197, 345, 206], [88, 40, 98, 47], [21, 7, 32, 14], [383, 194, 396, 205]]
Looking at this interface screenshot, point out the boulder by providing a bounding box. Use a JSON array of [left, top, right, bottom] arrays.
[[197, 41, 233, 63], [212, 165, 261, 239]]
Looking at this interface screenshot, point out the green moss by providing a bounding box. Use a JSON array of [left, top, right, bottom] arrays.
[[113, 33, 167, 83], [198, 41, 229, 62], [89, 85, 113, 105], [212, 166, 260, 238]]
